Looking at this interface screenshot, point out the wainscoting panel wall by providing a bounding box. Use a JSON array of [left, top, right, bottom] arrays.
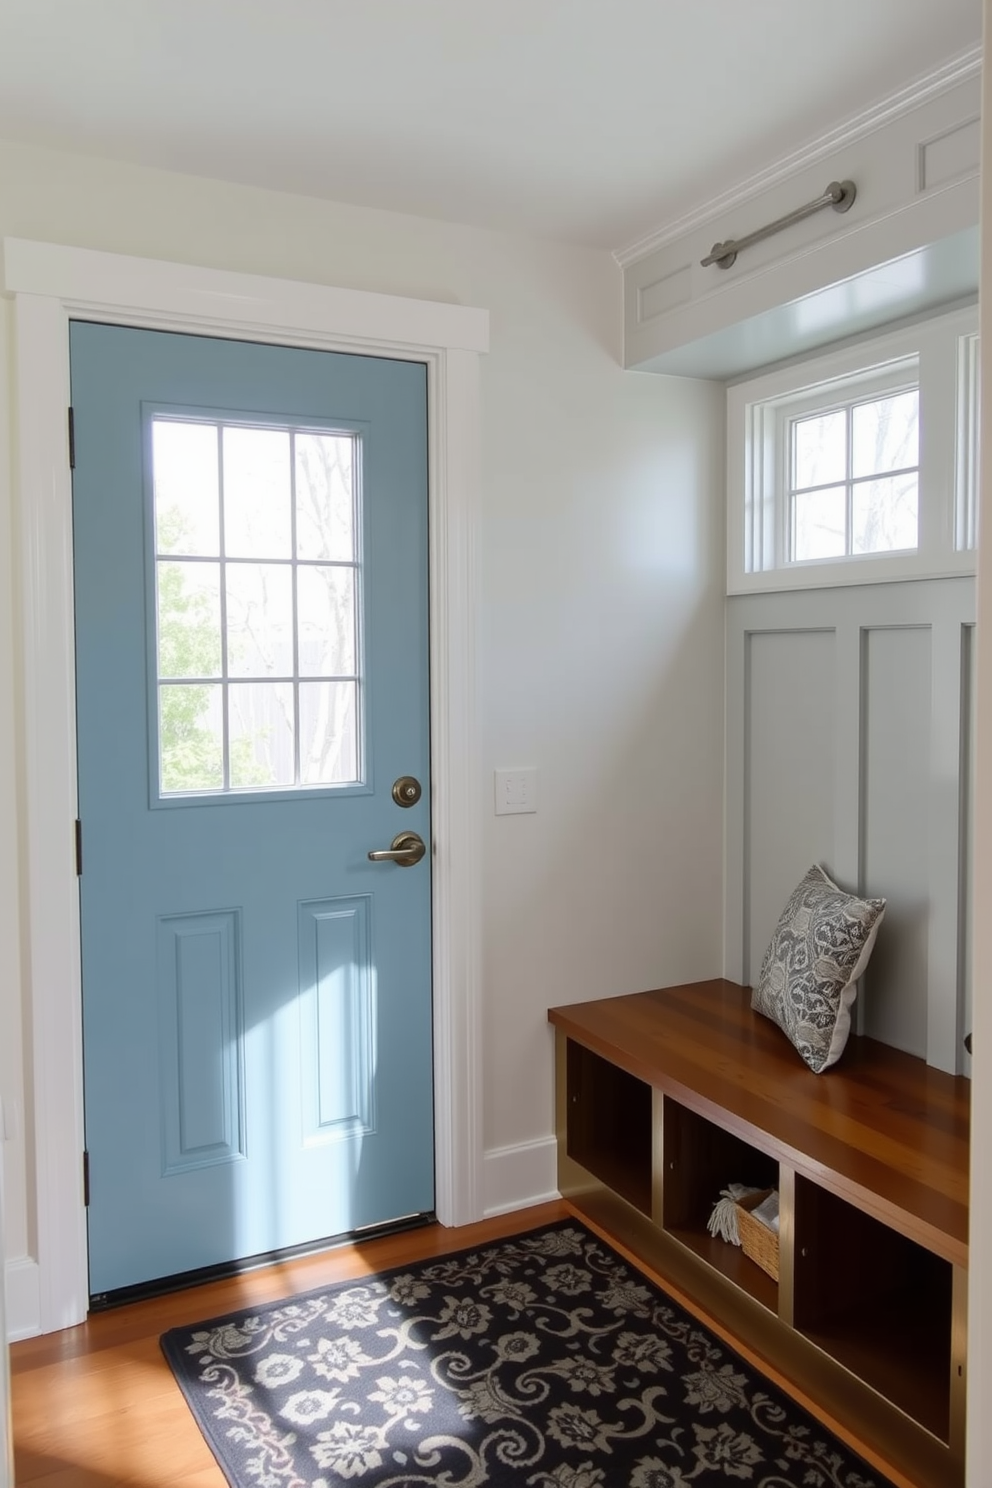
[[862, 625, 932, 1056], [725, 578, 975, 1073], [743, 629, 837, 986]]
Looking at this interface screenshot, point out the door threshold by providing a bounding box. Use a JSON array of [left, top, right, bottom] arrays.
[[88, 1210, 437, 1311]]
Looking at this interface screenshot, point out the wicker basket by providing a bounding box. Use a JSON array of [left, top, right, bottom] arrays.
[[735, 1189, 779, 1282]]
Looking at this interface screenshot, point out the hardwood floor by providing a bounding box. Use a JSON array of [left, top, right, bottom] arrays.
[[10, 1203, 570, 1487], [10, 1198, 912, 1488]]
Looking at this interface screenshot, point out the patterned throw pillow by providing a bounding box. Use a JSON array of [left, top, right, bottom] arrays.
[[751, 864, 886, 1074]]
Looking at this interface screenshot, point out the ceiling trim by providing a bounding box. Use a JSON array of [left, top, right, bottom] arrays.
[[614, 43, 982, 269]]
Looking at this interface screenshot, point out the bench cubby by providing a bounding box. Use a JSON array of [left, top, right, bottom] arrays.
[[549, 979, 970, 1488], [661, 1098, 779, 1311]]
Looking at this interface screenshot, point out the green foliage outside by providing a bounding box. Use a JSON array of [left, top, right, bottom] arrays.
[[157, 508, 272, 793]]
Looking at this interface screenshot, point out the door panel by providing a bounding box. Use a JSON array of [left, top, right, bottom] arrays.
[[157, 908, 244, 1174], [71, 322, 434, 1297]]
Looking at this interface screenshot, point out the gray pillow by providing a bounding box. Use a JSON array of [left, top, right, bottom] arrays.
[[751, 864, 886, 1073]]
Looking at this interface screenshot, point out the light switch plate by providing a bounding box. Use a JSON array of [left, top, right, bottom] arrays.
[[494, 767, 538, 815]]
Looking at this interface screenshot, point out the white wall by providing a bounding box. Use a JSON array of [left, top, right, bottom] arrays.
[[0, 137, 727, 1298]]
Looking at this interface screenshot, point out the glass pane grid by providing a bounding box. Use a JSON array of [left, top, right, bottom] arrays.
[[787, 388, 919, 563], [153, 417, 361, 797]]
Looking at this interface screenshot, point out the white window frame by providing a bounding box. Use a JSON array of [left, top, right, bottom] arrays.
[[727, 304, 979, 594]]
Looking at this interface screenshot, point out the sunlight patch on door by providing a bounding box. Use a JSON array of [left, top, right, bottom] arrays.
[[152, 417, 361, 796]]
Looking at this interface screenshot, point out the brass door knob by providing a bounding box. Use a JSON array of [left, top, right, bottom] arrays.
[[367, 831, 427, 867]]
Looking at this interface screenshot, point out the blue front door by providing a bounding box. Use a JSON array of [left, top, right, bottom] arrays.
[[71, 322, 434, 1298]]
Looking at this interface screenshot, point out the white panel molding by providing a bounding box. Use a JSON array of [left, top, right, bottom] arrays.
[[929, 621, 970, 1072], [735, 626, 839, 987], [832, 621, 864, 892], [725, 579, 975, 1071], [722, 624, 748, 984], [615, 45, 982, 268], [482, 1138, 560, 1220], [834, 620, 865, 1032], [861, 624, 933, 1057], [918, 117, 983, 194], [3, 238, 489, 1334], [3, 1258, 40, 1343]]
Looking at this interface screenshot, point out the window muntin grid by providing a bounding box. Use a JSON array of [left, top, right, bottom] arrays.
[[152, 417, 361, 797], [788, 387, 920, 564]]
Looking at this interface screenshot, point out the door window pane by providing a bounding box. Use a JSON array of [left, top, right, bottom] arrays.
[[300, 681, 358, 785], [222, 426, 292, 559], [226, 563, 295, 678], [157, 561, 222, 679], [298, 566, 356, 676], [296, 433, 355, 562], [229, 682, 295, 787], [152, 417, 362, 796], [159, 684, 224, 792], [153, 421, 220, 556]]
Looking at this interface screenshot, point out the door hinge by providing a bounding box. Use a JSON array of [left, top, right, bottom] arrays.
[[68, 406, 76, 469], [83, 1150, 90, 1207], [75, 818, 82, 876]]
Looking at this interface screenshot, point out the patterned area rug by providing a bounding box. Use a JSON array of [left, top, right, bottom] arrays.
[[162, 1220, 890, 1488]]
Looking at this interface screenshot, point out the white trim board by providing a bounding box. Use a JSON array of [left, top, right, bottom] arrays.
[[2, 237, 489, 1336], [482, 1138, 560, 1220], [3, 1259, 40, 1345]]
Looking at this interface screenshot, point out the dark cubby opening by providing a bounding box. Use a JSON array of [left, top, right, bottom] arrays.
[[793, 1176, 953, 1442], [565, 1040, 652, 1215], [662, 1098, 779, 1310]]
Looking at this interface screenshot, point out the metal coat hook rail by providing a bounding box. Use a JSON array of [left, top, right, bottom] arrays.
[[701, 179, 857, 271]]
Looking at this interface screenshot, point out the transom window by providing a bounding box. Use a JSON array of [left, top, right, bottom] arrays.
[[726, 305, 978, 593], [152, 417, 361, 796], [789, 387, 919, 562]]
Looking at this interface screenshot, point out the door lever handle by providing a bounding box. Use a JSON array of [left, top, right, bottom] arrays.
[[368, 831, 427, 867]]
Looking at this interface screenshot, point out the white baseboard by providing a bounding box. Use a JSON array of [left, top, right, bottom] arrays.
[[483, 1136, 560, 1218], [5, 1257, 40, 1342]]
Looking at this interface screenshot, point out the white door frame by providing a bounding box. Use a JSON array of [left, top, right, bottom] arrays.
[[2, 237, 488, 1335]]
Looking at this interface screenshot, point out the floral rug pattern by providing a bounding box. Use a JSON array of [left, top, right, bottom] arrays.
[[161, 1221, 888, 1488]]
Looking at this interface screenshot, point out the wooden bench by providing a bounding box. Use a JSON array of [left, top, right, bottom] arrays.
[[548, 979, 970, 1488]]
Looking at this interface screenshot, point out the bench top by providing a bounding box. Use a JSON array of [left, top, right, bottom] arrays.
[[548, 979, 971, 1266]]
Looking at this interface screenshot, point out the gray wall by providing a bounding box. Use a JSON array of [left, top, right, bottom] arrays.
[[725, 577, 974, 1073]]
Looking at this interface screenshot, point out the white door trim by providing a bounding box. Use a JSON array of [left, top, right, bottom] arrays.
[[2, 237, 488, 1334]]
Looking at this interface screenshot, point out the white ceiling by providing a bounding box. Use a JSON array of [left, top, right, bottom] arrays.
[[0, 0, 983, 251]]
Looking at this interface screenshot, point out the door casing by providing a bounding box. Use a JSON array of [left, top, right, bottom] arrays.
[[3, 236, 488, 1335]]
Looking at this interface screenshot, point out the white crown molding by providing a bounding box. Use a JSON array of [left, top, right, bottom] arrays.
[[614, 44, 983, 270]]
